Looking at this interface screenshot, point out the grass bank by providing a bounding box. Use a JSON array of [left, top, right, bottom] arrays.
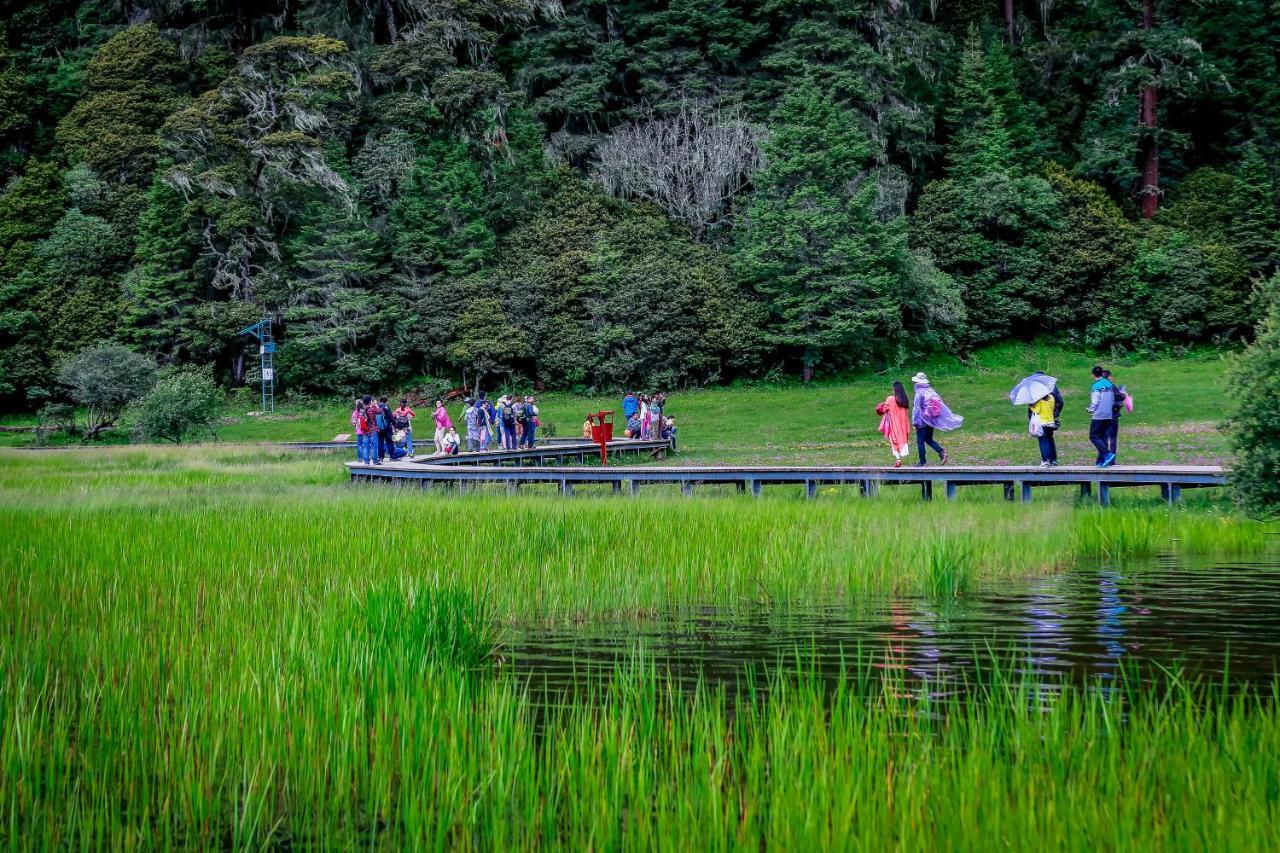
[[3, 344, 1234, 466]]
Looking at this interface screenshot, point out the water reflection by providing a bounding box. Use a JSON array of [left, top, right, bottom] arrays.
[[509, 559, 1280, 701]]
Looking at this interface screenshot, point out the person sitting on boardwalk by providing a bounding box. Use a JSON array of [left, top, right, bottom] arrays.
[[911, 372, 963, 466], [1087, 366, 1116, 468], [876, 381, 912, 467], [582, 417, 593, 439], [660, 416, 677, 450], [393, 398, 415, 457], [442, 426, 461, 455], [625, 411, 642, 437], [433, 399, 453, 454], [1029, 393, 1058, 467]]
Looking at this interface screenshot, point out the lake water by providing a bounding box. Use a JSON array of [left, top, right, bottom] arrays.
[[510, 557, 1280, 699]]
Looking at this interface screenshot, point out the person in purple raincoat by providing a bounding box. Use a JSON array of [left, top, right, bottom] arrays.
[[911, 372, 963, 466]]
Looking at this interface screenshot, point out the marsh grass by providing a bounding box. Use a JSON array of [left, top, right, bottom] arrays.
[[4, 445, 1278, 847], [4, 635, 1280, 848]]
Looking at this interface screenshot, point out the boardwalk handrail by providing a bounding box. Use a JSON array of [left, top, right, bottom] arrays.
[[345, 461, 1225, 505]]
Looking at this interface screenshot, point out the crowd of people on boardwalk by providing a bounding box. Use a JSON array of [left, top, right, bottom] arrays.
[[351, 364, 1128, 468], [350, 392, 543, 464], [874, 365, 1129, 468], [617, 392, 676, 445]]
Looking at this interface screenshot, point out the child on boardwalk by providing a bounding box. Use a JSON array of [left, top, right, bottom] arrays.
[[876, 382, 912, 467]]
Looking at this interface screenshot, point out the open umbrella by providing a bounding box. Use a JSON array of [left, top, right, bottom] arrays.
[[1009, 373, 1057, 406]]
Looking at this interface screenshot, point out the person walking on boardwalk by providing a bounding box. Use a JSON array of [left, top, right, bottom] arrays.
[[911, 372, 963, 466], [520, 397, 540, 448], [876, 381, 912, 467], [1102, 369, 1129, 461], [432, 399, 453, 454], [1029, 394, 1058, 466], [393, 398, 416, 457], [1087, 366, 1117, 467]]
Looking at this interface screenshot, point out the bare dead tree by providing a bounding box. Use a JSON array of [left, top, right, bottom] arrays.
[[594, 100, 766, 238]]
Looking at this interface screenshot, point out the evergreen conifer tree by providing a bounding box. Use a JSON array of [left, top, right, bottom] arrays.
[[736, 88, 913, 381]]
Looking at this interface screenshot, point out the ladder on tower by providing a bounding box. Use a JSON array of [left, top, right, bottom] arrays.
[[238, 317, 276, 413]]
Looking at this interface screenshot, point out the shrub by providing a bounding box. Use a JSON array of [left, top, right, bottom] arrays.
[[128, 368, 222, 444], [57, 344, 156, 438], [1227, 273, 1280, 519]]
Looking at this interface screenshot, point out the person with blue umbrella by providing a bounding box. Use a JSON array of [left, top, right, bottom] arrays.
[[1010, 371, 1063, 466]]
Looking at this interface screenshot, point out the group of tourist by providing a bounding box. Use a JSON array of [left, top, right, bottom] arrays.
[[618, 392, 676, 444], [350, 392, 542, 464], [353, 366, 1128, 468], [349, 395, 417, 465], [463, 394, 541, 452], [874, 366, 1130, 468]]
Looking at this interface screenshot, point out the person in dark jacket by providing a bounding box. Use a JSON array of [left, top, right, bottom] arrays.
[[376, 396, 404, 461]]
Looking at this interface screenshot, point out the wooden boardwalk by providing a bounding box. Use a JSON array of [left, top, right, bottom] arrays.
[[346, 453, 1225, 505]]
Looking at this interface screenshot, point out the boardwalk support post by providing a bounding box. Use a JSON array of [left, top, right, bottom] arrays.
[[1079, 482, 1093, 499], [1020, 481, 1033, 503], [1161, 483, 1182, 505], [681, 481, 694, 497], [1097, 483, 1111, 507], [921, 481, 933, 501], [805, 480, 817, 499], [945, 481, 958, 501]]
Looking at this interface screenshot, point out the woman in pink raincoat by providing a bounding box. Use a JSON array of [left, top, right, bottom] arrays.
[[875, 381, 912, 467]]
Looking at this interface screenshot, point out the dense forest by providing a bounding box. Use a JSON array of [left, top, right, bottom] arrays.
[[0, 0, 1277, 404]]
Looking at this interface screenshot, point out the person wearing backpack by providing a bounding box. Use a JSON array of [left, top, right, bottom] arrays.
[[520, 397, 540, 448], [500, 396, 518, 450], [1103, 369, 1127, 461], [351, 397, 376, 464], [1086, 366, 1117, 467], [911, 372, 963, 466], [375, 397, 405, 461], [393, 398, 416, 457]]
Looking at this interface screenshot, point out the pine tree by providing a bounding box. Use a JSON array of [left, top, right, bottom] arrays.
[[121, 178, 200, 364], [736, 88, 913, 382], [1229, 142, 1280, 277]]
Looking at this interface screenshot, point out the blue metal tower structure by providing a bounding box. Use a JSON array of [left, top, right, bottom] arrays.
[[238, 317, 275, 413]]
